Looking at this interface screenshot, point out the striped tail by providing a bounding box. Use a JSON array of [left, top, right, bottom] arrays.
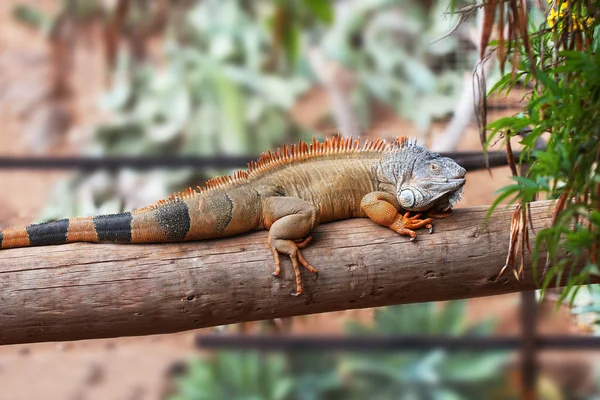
[[0, 182, 264, 250], [0, 213, 136, 249]]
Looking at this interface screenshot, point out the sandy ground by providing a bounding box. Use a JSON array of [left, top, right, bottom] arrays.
[[0, 2, 598, 400]]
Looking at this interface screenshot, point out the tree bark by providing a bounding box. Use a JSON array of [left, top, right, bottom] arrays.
[[0, 200, 579, 345]]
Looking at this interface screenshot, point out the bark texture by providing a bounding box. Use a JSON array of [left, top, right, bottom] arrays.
[[0, 200, 573, 345]]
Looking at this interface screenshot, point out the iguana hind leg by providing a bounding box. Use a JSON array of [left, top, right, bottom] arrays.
[[361, 192, 433, 240], [263, 197, 319, 296]]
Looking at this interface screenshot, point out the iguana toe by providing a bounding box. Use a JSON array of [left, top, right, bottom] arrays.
[[390, 213, 433, 239], [269, 239, 317, 296], [270, 247, 281, 276]]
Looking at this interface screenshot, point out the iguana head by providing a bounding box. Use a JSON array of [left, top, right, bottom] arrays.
[[379, 144, 466, 212]]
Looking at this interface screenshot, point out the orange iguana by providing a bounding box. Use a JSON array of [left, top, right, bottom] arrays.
[[0, 137, 466, 295]]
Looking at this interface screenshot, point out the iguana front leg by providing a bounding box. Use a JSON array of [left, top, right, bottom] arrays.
[[263, 197, 319, 296], [360, 192, 433, 240]]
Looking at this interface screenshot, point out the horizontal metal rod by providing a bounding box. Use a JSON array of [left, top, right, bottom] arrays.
[[0, 155, 252, 171], [0, 151, 515, 172], [196, 334, 600, 352]]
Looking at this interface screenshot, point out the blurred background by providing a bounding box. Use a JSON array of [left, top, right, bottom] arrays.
[[0, 0, 599, 399]]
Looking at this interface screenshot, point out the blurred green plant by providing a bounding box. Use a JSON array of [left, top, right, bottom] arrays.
[[37, 0, 319, 219], [13, 0, 105, 34], [19, 0, 475, 220], [168, 302, 511, 400], [318, 0, 475, 133], [170, 351, 295, 400], [340, 302, 508, 400], [484, 1, 600, 303], [571, 285, 600, 334]]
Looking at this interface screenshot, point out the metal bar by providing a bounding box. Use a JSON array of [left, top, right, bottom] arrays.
[[195, 333, 600, 352], [0, 155, 252, 171], [521, 291, 538, 400], [0, 151, 517, 172]]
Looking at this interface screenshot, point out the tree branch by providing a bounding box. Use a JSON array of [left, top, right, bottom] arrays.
[[0, 200, 584, 345]]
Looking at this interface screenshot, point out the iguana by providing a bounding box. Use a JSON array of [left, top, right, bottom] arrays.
[[0, 136, 466, 295]]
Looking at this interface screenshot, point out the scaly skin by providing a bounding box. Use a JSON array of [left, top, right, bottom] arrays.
[[0, 137, 466, 295]]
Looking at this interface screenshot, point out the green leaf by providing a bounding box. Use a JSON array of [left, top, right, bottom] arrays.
[[535, 69, 559, 94], [488, 71, 526, 96], [403, 60, 437, 93], [302, 0, 334, 24], [213, 71, 249, 155], [435, 301, 466, 335], [441, 352, 508, 381], [282, 21, 301, 68], [485, 184, 521, 222], [12, 4, 52, 32]]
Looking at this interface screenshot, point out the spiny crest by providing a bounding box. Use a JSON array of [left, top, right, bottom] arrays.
[[247, 135, 413, 177], [139, 136, 412, 211], [138, 169, 251, 212]]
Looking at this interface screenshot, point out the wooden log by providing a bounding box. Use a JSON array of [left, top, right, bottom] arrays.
[[0, 200, 574, 345]]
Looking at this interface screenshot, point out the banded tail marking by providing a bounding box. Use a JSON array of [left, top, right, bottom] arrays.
[[26, 219, 70, 246], [93, 213, 133, 243], [154, 199, 191, 241]]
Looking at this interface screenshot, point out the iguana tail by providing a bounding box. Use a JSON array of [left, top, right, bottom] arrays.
[[0, 184, 263, 249]]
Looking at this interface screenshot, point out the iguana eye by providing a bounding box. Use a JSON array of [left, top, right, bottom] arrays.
[[429, 163, 440, 172]]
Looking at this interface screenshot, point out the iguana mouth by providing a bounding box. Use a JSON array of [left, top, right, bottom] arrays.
[[409, 177, 465, 211], [426, 177, 466, 184]]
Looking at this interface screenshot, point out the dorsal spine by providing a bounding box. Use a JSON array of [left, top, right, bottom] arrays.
[[139, 136, 412, 211]]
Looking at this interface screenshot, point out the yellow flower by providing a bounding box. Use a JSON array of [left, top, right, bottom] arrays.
[[559, 2, 568, 12], [547, 8, 558, 27], [546, 0, 594, 31], [586, 17, 594, 27]]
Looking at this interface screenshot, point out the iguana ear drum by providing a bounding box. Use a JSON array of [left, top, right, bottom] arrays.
[[399, 189, 415, 208]]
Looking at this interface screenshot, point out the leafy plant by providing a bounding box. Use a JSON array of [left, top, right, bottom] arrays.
[[169, 302, 511, 400], [28, 0, 474, 220], [483, 0, 600, 302], [341, 302, 509, 400], [318, 0, 475, 133], [38, 0, 318, 219], [170, 352, 294, 400]]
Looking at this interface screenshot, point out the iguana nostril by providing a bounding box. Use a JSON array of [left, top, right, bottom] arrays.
[[455, 167, 466, 179]]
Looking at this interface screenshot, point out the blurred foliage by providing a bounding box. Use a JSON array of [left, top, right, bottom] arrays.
[[572, 285, 600, 334], [168, 302, 512, 400], [12, 0, 477, 218], [318, 0, 475, 133], [13, 0, 105, 33], [485, 1, 600, 303]]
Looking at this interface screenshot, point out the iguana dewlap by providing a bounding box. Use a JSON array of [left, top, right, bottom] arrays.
[[0, 137, 466, 295]]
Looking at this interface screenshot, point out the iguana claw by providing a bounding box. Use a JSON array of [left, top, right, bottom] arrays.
[[390, 212, 434, 241]]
